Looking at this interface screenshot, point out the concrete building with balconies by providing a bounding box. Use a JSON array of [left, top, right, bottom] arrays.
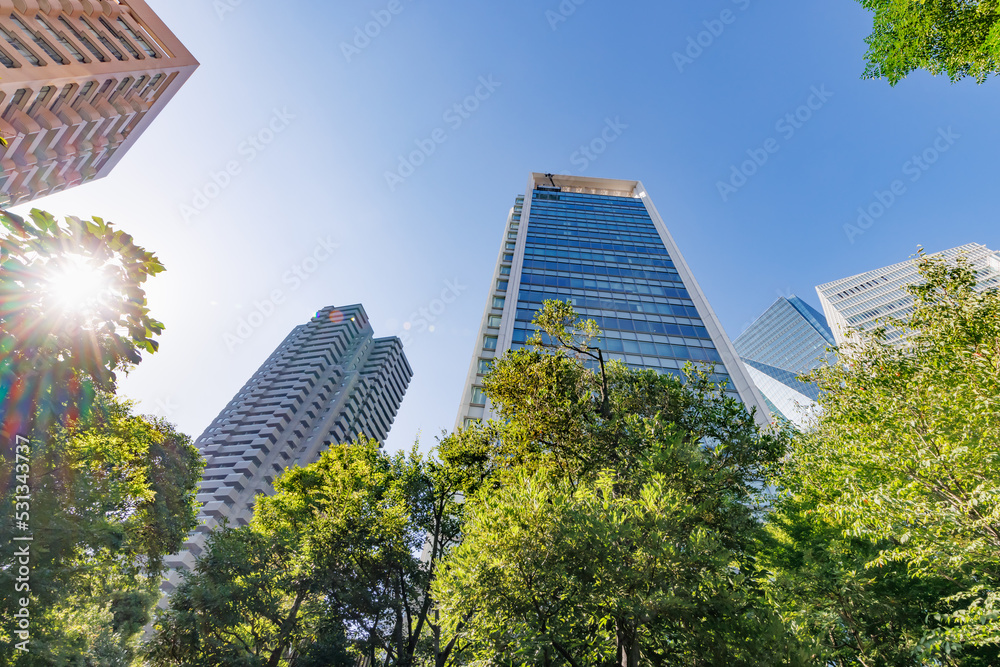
[[163, 305, 412, 589], [0, 0, 197, 205]]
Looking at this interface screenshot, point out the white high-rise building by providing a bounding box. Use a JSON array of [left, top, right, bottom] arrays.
[[816, 243, 1000, 347], [163, 305, 411, 589]]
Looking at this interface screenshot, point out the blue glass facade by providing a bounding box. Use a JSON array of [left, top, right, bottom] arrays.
[[733, 296, 835, 426], [510, 188, 734, 393], [455, 175, 768, 431]]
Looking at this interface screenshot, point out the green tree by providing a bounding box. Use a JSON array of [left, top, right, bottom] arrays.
[[857, 0, 1000, 85], [788, 253, 1000, 660], [761, 490, 999, 666], [0, 395, 202, 665], [147, 438, 467, 667], [0, 208, 164, 438], [0, 207, 198, 664], [434, 301, 795, 666]]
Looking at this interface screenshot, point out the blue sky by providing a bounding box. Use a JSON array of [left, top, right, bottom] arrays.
[[19, 0, 1000, 451]]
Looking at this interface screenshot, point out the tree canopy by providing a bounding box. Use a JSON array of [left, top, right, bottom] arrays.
[[779, 253, 1000, 662], [147, 438, 467, 667], [0, 395, 202, 665], [148, 264, 1000, 665], [857, 0, 1000, 84], [0, 208, 165, 438]]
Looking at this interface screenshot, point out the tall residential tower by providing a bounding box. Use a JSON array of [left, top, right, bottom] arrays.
[[0, 0, 198, 205], [733, 296, 836, 428], [455, 173, 768, 429], [817, 243, 1000, 347], [164, 305, 412, 586]]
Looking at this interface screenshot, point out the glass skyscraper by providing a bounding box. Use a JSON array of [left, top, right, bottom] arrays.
[[734, 296, 836, 428], [455, 173, 767, 429]]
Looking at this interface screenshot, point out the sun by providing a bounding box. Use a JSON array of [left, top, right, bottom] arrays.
[[42, 254, 114, 315]]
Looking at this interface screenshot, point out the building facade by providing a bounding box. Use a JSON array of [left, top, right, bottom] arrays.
[[455, 173, 768, 430], [816, 243, 1000, 347], [0, 0, 197, 205], [163, 305, 412, 585], [733, 296, 836, 428]]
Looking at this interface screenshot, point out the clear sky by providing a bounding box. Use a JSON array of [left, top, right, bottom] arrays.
[[17, 0, 1000, 452]]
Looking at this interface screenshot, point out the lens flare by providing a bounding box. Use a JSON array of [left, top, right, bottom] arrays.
[[43, 255, 112, 314]]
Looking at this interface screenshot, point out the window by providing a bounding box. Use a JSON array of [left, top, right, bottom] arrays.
[[496, 280, 508, 291], [508, 232, 518, 239], [477, 359, 492, 374], [483, 336, 498, 350], [50, 84, 73, 110], [463, 418, 478, 429], [58, 17, 105, 62], [117, 17, 157, 57], [80, 18, 124, 60], [493, 296, 505, 309], [10, 15, 65, 64], [471, 387, 487, 406], [75, 81, 95, 104], [488, 315, 502, 328], [99, 17, 140, 59], [503, 254, 514, 262], [0, 25, 39, 65], [26, 86, 53, 115], [141, 73, 164, 98], [506, 242, 516, 251], [499, 265, 511, 276]]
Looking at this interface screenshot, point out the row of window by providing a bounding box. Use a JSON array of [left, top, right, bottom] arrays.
[[524, 245, 675, 270], [531, 193, 647, 212], [522, 258, 681, 283], [528, 228, 664, 250], [527, 212, 660, 233], [520, 272, 690, 300], [525, 233, 670, 257], [0, 12, 159, 69], [2, 72, 166, 124], [516, 286, 696, 311]]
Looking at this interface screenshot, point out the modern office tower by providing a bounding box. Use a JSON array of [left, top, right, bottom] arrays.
[[734, 296, 836, 428], [455, 173, 768, 430], [0, 1, 197, 205], [163, 305, 412, 587], [817, 243, 1000, 347]]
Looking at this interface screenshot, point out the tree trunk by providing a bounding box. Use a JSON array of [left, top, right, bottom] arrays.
[[266, 589, 308, 667], [616, 621, 639, 667]]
